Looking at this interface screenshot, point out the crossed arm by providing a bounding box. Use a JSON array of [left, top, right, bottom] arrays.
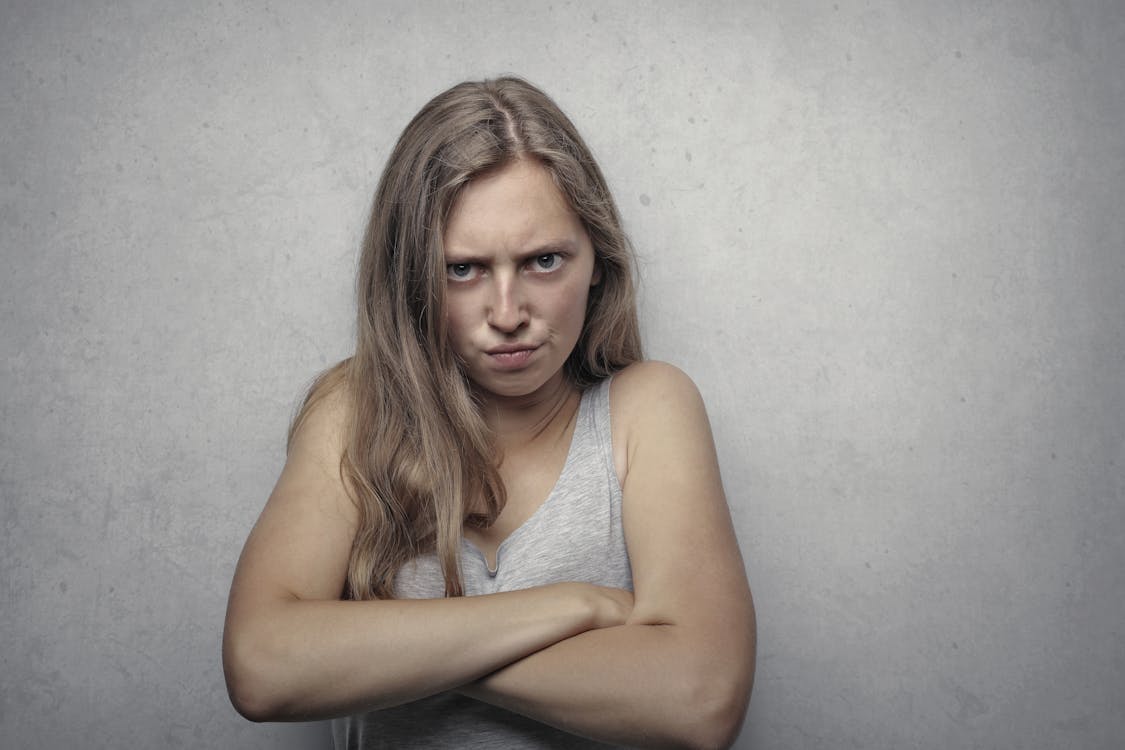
[[222, 361, 755, 748]]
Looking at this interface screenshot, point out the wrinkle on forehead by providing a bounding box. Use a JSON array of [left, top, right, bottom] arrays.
[[444, 159, 588, 260]]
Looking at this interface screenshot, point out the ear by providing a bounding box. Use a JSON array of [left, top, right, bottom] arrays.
[[590, 262, 603, 287]]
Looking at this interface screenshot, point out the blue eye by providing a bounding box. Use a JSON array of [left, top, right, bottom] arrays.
[[447, 263, 474, 280], [533, 253, 560, 271]]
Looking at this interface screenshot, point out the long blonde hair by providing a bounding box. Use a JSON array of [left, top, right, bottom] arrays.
[[293, 77, 642, 599]]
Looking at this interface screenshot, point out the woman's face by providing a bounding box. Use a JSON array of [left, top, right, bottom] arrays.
[[443, 158, 599, 402]]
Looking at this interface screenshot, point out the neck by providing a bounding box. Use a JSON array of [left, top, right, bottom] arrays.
[[475, 371, 580, 451]]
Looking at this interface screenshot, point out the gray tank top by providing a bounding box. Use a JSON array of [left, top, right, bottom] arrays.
[[332, 377, 634, 749]]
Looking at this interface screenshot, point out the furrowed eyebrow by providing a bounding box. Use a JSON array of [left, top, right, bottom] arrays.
[[518, 240, 577, 259], [444, 240, 578, 264], [442, 251, 487, 264]]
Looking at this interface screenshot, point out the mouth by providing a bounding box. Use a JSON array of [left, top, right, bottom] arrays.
[[485, 344, 539, 370]]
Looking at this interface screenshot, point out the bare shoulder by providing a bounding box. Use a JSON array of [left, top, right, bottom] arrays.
[[608, 361, 711, 484], [611, 358, 701, 399], [610, 361, 708, 434], [287, 365, 354, 464]]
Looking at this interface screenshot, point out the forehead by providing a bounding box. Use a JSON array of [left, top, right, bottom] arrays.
[[444, 159, 587, 256]]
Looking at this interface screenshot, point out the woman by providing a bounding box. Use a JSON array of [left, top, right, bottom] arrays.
[[223, 77, 755, 749]]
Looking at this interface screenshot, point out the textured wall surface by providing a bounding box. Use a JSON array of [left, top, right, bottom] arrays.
[[3, 2, 1123, 748]]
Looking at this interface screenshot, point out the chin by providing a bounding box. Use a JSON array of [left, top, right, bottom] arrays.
[[476, 377, 545, 400], [470, 366, 564, 402]]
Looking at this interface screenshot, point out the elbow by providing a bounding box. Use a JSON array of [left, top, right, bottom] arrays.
[[223, 627, 291, 722], [228, 686, 277, 724], [701, 696, 750, 750], [674, 673, 752, 750], [629, 611, 755, 749], [226, 676, 280, 724], [669, 636, 755, 749]]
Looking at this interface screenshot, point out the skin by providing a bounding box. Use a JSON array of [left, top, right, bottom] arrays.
[[443, 157, 599, 408], [223, 158, 755, 748], [443, 158, 603, 556]]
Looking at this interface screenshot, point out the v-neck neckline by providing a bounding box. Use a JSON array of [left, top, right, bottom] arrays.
[[463, 385, 591, 576]]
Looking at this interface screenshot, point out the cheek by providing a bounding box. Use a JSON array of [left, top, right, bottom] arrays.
[[553, 280, 592, 329], [444, 300, 472, 344]]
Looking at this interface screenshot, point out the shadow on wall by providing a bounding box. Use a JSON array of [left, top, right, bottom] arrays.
[[290, 722, 331, 747]]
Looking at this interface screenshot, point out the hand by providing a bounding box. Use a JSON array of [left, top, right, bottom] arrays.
[[454, 583, 633, 701], [580, 584, 634, 630]]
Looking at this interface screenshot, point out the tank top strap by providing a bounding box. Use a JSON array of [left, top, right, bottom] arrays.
[[582, 376, 620, 490]]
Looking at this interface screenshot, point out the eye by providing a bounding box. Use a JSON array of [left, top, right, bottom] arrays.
[[530, 253, 562, 272], [446, 263, 477, 281]]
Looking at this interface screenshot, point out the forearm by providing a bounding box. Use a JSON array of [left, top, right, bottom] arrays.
[[460, 621, 754, 750], [223, 583, 618, 722]]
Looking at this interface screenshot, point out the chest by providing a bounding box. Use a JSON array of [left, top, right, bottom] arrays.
[[463, 423, 575, 569], [393, 380, 633, 596]]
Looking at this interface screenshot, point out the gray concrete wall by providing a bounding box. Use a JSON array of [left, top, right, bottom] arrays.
[[3, 1, 1123, 748]]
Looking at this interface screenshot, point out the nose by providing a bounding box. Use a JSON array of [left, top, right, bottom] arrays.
[[487, 274, 528, 333]]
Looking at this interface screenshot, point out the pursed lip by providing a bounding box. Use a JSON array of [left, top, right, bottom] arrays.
[[485, 343, 540, 355], [483, 343, 540, 371]]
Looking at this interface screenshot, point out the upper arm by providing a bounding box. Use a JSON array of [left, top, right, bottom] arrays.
[[613, 361, 754, 646], [227, 385, 359, 617]]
